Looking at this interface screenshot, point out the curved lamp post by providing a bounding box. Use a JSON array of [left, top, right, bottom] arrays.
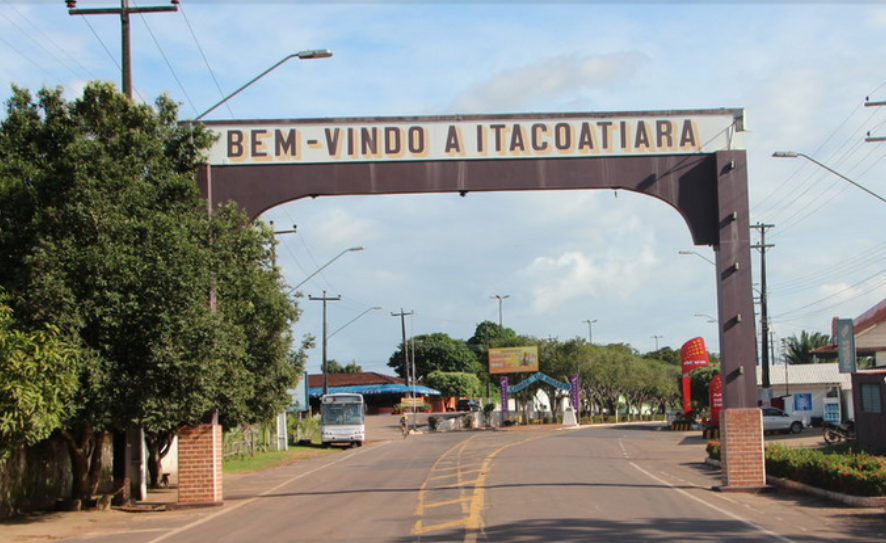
[[195, 49, 333, 121], [678, 250, 715, 266], [288, 246, 364, 294], [772, 151, 886, 205]]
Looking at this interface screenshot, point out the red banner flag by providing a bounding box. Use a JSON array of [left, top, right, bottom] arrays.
[[709, 374, 723, 426], [680, 337, 709, 374]]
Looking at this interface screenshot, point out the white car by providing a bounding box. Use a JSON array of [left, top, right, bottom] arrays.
[[761, 407, 805, 434]]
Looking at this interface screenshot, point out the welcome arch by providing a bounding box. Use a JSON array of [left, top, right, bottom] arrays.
[[196, 109, 764, 492]]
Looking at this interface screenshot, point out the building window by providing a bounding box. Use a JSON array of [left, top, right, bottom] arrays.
[[860, 383, 883, 414]]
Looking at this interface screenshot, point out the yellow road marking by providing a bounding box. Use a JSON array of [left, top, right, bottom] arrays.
[[423, 496, 472, 509], [412, 432, 550, 541]]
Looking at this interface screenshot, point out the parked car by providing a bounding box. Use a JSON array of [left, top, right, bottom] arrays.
[[457, 399, 481, 412], [761, 407, 805, 434]]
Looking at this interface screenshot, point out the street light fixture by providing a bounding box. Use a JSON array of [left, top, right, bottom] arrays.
[[694, 313, 719, 323], [194, 49, 333, 121], [772, 151, 886, 205], [288, 246, 364, 294], [582, 319, 598, 343], [678, 250, 715, 266], [491, 295, 510, 327]]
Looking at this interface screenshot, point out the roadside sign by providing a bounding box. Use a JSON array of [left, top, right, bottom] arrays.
[[835, 319, 857, 374]]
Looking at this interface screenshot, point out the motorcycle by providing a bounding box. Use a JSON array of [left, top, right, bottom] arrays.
[[823, 419, 855, 444]]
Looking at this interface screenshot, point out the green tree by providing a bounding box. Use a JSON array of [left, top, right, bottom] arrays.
[[0, 294, 81, 457], [784, 331, 831, 365], [0, 83, 300, 497], [326, 360, 363, 373], [387, 333, 481, 379], [425, 371, 482, 398]]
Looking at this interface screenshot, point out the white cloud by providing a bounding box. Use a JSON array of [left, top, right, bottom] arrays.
[[450, 52, 648, 113]]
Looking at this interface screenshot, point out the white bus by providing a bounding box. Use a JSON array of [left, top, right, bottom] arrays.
[[320, 393, 365, 447]]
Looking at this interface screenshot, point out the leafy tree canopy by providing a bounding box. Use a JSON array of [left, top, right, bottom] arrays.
[[388, 332, 481, 379], [425, 371, 482, 398], [0, 292, 81, 457], [785, 331, 832, 365], [326, 360, 363, 374], [0, 83, 303, 497]]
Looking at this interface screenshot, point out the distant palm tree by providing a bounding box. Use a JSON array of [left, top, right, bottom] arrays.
[[784, 331, 831, 364]]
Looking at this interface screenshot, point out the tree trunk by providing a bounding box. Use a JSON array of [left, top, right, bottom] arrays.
[[144, 430, 175, 487], [61, 424, 104, 504]]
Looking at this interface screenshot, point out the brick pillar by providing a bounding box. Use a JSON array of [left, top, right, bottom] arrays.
[[177, 424, 223, 505], [719, 408, 770, 491]]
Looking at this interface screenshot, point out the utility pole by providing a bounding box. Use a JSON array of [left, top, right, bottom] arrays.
[[66, 0, 180, 101], [391, 309, 414, 392], [651, 335, 663, 351], [751, 223, 775, 400], [310, 291, 341, 396]]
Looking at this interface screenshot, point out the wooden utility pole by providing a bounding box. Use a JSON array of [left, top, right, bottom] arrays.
[[67, 0, 180, 100], [310, 291, 341, 396]]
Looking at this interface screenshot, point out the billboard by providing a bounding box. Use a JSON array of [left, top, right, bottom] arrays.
[[489, 346, 539, 374], [288, 372, 309, 412]]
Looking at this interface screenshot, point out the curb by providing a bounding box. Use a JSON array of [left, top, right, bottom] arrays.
[[704, 457, 886, 508]]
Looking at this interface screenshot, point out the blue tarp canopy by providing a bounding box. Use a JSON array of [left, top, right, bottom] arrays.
[[309, 383, 442, 399]]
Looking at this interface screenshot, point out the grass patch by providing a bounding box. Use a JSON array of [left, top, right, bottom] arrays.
[[223, 445, 340, 475]]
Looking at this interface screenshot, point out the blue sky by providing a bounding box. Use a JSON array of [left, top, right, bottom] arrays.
[[4, 1, 886, 376]]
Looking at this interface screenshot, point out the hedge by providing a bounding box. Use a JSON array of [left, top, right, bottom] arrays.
[[706, 441, 886, 497]]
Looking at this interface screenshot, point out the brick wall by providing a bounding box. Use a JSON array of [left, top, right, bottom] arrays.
[[177, 424, 223, 505], [721, 408, 766, 489]]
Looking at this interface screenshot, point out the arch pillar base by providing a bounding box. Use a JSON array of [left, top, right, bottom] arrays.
[[717, 408, 771, 491]]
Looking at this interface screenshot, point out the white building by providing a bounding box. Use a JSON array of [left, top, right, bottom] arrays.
[[756, 362, 853, 425]]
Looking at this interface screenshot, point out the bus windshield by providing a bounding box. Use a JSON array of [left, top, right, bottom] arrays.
[[321, 398, 364, 426]]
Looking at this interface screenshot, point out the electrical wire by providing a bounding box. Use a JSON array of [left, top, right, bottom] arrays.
[[0, 1, 90, 82], [177, 1, 235, 119], [131, 0, 196, 114]]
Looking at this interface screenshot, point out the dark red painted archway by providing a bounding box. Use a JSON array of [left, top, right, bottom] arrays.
[[196, 109, 765, 490]]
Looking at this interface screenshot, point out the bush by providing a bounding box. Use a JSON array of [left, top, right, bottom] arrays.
[[705, 441, 886, 497], [394, 402, 430, 413], [706, 440, 721, 461], [291, 415, 320, 445]]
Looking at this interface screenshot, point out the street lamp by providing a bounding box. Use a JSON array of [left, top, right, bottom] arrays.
[[195, 49, 333, 121], [491, 295, 510, 327], [678, 250, 715, 266], [288, 246, 364, 294], [772, 151, 886, 205], [582, 319, 598, 343], [694, 313, 719, 323]]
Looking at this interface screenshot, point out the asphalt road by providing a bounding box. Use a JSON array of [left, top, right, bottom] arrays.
[[10, 419, 886, 543]]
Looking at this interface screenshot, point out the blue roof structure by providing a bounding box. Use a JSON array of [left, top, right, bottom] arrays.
[[309, 383, 442, 399]]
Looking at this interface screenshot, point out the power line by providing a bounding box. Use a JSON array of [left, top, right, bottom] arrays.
[[177, 1, 233, 119], [0, 1, 90, 81], [131, 0, 195, 113]]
